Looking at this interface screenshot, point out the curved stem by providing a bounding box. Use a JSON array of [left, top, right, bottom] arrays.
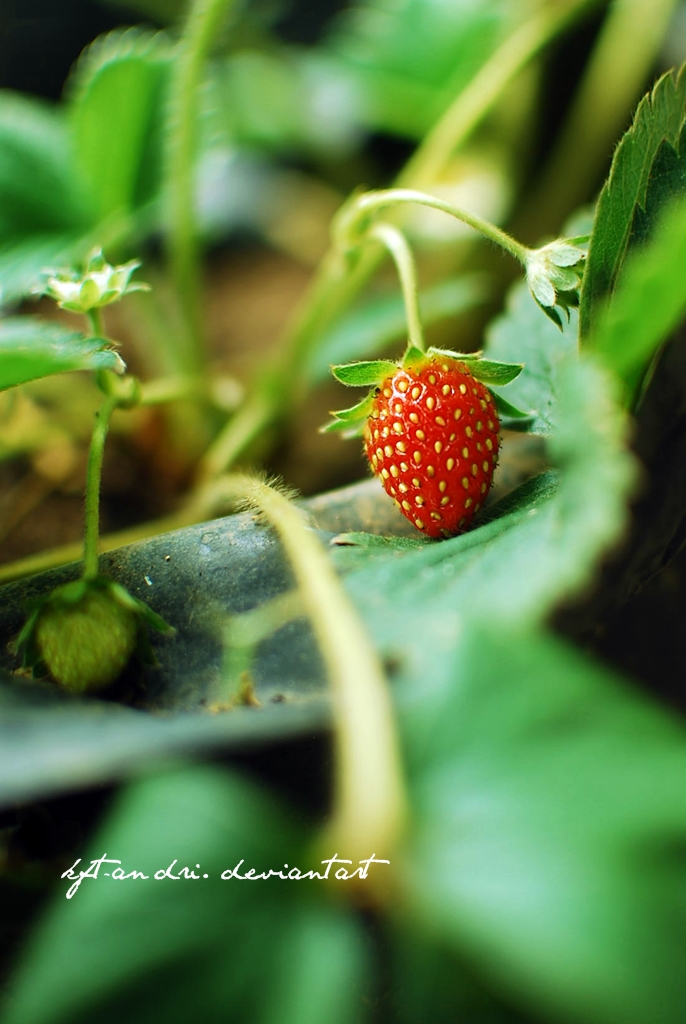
[[83, 393, 118, 580], [368, 222, 425, 353], [217, 474, 406, 865], [167, 0, 236, 372], [354, 189, 530, 265]]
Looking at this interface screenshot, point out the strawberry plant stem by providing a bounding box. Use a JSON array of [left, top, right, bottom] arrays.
[[83, 393, 118, 581], [218, 474, 407, 863], [195, 1, 597, 481], [87, 308, 104, 337], [368, 222, 425, 353], [167, 0, 236, 374], [351, 189, 530, 266]]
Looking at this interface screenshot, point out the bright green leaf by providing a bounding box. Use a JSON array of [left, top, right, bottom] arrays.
[[68, 28, 171, 222], [491, 391, 534, 425], [581, 63, 686, 336], [321, 392, 375, 435], [482, 281, 578, 435], [590, 194, 686, 400], [0, 318, 125, 392], [0, 92, 88, 238]]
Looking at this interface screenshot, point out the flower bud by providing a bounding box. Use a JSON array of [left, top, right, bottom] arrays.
[[525, 239, 586, 328], [41, 249, 150, 314]]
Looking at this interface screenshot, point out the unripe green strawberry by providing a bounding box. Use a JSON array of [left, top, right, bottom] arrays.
[[15, 577, 174, 694], [35, 585, 137, 692], [364, 356, 500, 537]]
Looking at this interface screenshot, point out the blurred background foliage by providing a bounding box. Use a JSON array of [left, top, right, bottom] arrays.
[[2, 2, 686, 1023]]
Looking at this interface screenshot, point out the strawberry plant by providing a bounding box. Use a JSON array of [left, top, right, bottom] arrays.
[[1, 3, 686, 1024]]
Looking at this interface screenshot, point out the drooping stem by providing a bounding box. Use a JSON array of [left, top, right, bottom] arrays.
[[83, 393, 118, 580], [167, 0, 236, 372], [216, 474, 406, 864], [350, 189, 530, 266], [368, 222, 425, 353]]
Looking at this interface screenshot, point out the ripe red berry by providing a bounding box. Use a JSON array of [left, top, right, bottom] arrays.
[[363, 356, 500, 538]]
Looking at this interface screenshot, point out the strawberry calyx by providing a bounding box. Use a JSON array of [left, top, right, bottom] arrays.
[[322, 347, 529, 437]]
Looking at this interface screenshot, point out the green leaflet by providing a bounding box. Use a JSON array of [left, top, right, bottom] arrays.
[[0, 318, 125, 392], [482, 280, 578, 436], [590, 194, 686, 401], [67, 28, 171, 222], [0, 91, 88, 237], [491, 391, 534, 426], [581, 63, 686, 337]]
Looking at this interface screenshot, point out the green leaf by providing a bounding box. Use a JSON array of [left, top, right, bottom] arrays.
[[402, 625, 686, 1024], [0, 91, 88, 237], [590, 194, 686, 400], [581, 64, 686, 336], [68, 29, 171, 222], [306, 277, 488, 384], [0, 318, 125, 391], [332, 359, 397, 386], [482, 281, 578, 435], [2, 766, 368, 1024]]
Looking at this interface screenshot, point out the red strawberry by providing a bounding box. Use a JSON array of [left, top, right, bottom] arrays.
[[324, 346, 523, 538], [362, 356, 500, 537]]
